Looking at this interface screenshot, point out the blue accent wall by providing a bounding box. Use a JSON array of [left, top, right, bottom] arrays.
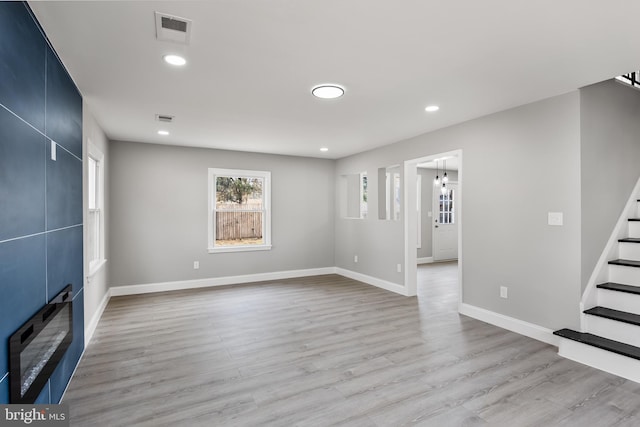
[[0, 2, 84, 404]]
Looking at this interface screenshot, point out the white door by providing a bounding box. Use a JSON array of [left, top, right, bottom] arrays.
[[433, 182, 458, 261]]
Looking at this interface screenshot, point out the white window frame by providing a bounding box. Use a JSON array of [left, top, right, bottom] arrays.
[[208, 168, 272, 253], [87, 140, 106, 278]]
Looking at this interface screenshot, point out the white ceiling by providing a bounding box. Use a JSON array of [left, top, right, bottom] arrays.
[[30, 1, 640, 159]]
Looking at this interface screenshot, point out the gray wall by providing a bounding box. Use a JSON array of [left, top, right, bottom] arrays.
[[82, 103, 109, 326], [580, 80, 640, 290], [417, 168, 458, 259], [108, 141, 335, 287], [336, 92, 582, 330]]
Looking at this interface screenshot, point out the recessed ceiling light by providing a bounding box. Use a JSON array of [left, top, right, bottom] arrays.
[[425, 105, 440, 112], [320, 147, 329, 152], [312, 85, 345, 99], [158, 130, 170, 136], [163, 54, 186, 66]]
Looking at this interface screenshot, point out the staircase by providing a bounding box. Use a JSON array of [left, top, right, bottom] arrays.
[[554, 200, 640, 382]]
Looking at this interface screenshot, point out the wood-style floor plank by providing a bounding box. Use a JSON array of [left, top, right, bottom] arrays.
[[63, 262, 640, 426]]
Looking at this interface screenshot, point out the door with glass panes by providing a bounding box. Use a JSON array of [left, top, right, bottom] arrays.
[[432, 182, 458, 261]]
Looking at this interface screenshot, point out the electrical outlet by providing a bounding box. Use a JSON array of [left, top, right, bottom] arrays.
[[548, 212, 563, 226], [500, 286, 508, 299], [397, 263, 402, 273], [354, 255, 358, 263], [193, 261, 199, 270]]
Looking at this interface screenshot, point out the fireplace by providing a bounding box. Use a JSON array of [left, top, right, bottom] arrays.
[[9, 285, 73, 403]]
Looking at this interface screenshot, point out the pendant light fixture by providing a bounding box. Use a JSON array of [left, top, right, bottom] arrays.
[[442, 160, 448, 183], [434, 161, 440, 186]]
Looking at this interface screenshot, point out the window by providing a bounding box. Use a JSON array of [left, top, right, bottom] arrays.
[[208, 168, 271, 253], [87, 141, 105, 276], [439, 188, 455, 224]]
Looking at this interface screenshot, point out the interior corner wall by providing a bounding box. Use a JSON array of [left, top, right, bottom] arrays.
[[0, 2, 84, 404], [336, 91, 582, 330], [108, 141, 335, 287], [580, 80, 640, 292], [82, 105, 109, 330]]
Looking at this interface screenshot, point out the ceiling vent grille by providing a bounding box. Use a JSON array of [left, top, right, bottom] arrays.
[[156, 114, 174, 123], [155, 12, 192, 44]]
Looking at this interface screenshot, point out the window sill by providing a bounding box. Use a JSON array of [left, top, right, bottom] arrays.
[[208, 245, 272, 254], [87, 259, 107, 281]]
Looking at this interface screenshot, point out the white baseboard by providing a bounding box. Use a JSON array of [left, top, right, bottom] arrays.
[[417, 257, 433, 264], [459, 303, 559, 346], [335, 267, 408, 296], [84, 288, 111, 345], [110, 267, 336, 297]]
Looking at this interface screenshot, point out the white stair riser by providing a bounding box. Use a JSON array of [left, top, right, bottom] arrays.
[[557, 338, 640, 383], [629, 221, 640, 238], [598, 289, 640, 316], [585, 316, 640, 348], [609, 265, 640, 286], [619, 242, 640, 260]]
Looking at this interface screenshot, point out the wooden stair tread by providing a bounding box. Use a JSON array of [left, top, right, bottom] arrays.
[[597, 282, 640, 295], [609, 259, 640, 268], [619, 238, 640, 243], [553, 329, 640, 361], [584, 306, 640, 326]]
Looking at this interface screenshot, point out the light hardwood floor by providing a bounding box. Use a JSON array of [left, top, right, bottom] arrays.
[[64, 262, 640, 426]]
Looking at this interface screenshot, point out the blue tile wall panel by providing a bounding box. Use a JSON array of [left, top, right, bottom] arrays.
[[34, 383, 50, 404], [0, 1, 84, 404], [46, 143, 82, 231], [49, 293, 84, 404], [0, 2, 83, 405], [0, 235, 46, 377], [47, 225, 83, 298], [0, 376, 8, 403], [45, 48, 82, 159], [0, 2, 45, 132], [0, 107, 46, 241]]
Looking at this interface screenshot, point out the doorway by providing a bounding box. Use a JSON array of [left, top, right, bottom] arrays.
[[433, 181, 458, 261], [403, 149, 462, 304]]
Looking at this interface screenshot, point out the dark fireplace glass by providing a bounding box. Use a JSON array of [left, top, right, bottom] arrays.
[[19, 305, 70, 397], [9, 285, 73, 403]]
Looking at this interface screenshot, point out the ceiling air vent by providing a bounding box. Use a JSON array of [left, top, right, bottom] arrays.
[[155, 12, 192, 44], [156, 114, 174, 123]]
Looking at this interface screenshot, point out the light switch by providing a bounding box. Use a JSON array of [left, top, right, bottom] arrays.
[[548, 212, 563, 226], [51, 141, 57, 161]]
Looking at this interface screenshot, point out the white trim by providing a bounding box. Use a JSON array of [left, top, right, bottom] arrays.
[[0, 372, 7, 383], [335, 267, 408, 296], [557, 338, 640, 384], [416, 175, 422, 249], [110, 267, 335, 296], [208, 245, 272, 254], [581, 175, 640, 325], [417, 257, 434, 264], [87, 259, 107, 281], [459, 303, 559, 346], [84, 287, 111, 345]]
